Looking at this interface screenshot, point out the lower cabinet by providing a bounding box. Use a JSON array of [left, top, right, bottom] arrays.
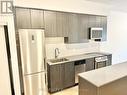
[[85, 58, 95, 71], [64, 62, 75, 88], [48, 62, 75, 93], [106, 54, 112, 66]]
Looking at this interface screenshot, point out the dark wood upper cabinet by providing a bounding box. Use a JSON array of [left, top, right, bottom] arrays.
[[96, 16, 102, 27], [15, 7, 107, 42], [30, 9, 44, 28], [44, 11, 69, 37], [15, 8, 44, 29], [78, 14, 89, 43], [68, 13, 79, 43], [44, 11, 57, 37], [15, 8, 31, 29], [88, 15, 96, 28], [56, 12, 69, 37], [101, 16, 107, 41]]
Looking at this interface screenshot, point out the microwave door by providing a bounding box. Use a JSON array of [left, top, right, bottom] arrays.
[[90, 27, 103, 40]]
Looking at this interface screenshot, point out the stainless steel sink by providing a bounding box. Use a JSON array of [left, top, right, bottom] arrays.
[[50, 58, 69, 63]]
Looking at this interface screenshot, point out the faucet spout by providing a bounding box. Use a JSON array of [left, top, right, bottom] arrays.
[[55, 48, 60, 59]]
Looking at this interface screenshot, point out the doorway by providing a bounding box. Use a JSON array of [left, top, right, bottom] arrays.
[[0, 25, 15, 95]]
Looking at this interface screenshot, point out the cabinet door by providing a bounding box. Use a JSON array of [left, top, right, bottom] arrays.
[[56, 12, 69, 37], [64, 62, 75, 88], [15, 8, 31, 29], [106, 54, 112, 66], [96, 16, 102, 27], [78, 14, 89, 43], [88, 15, 96, 28], [30, 9, 44, 28], [49, 64, 64, 93], [101, 16, 107, 41], [85, 58, 95, 71], [96, 16, 107, 41], [44, 11, 57, 37], [68, 13, 79, 43]]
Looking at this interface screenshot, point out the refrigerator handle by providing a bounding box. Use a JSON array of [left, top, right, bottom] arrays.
[[45, 73, 47, 85], [44, 58, 47, 70]]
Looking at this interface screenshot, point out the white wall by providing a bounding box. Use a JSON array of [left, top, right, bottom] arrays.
[[14, 0, 109, 16], [0, 14, 21, 95], [100, 11, 127, 64], [0, 26, 11, 95]]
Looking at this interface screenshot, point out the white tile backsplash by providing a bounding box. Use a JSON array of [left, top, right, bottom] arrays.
[[46, 37, 64, 44], [46, 38, 100, 59]]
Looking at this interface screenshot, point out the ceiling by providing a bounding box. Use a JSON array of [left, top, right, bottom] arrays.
[[85, 0, 127, 12], [86, 0, 127, 5]]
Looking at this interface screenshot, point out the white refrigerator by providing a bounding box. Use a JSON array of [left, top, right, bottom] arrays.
[[19, 29, 47, 95]]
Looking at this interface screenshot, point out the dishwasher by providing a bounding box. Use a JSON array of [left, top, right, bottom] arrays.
[[74, 60, 86, 84]]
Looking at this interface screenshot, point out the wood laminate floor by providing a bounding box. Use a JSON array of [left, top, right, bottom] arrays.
[[49, 86, 78, 95]]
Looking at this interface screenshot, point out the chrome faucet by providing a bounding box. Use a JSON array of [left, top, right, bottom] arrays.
[[55, 48, 60, 58]]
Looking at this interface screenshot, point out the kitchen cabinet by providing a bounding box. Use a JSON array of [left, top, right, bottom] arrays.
[[88, 15, 96, 28], [96, 16, 102, 27], [68, 13, 79, 43], [15, 7, 107, 42], [56, 12, 69, 37], [15, 8, 44, 29], [44, 11, 69, 37], [78, 14, 89, 42], [64, 62, 75, 88], [48, 62, 75, 93], [44, 11, 57, 37], [48, 64, 64, 93], [68, 14, 90, 43], [101, 16, 107, 41], [88, 15, 107, 41], [106, 54, 112, 66], [30, 9, 44, 28], [85, 58, 95, 71], [15, 8, 31, 29]]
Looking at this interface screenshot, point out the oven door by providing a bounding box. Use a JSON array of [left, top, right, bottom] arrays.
[[95, 61, 106, 69]]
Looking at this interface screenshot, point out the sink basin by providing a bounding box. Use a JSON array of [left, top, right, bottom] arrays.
[[50, 58, 69, 63]]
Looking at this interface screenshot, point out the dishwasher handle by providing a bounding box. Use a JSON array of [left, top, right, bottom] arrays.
[[74, 60, 86, 65]]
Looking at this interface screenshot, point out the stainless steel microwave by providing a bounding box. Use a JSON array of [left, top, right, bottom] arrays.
[[89, 27, 103, 40]]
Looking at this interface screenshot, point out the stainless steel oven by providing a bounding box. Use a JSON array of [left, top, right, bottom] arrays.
[[74, 60, 86, 84], [94, 56, 108, 69]]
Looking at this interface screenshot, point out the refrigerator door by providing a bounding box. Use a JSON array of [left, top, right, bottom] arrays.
[[19, 29, 45, 75], [24, 72, 47, 95]]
